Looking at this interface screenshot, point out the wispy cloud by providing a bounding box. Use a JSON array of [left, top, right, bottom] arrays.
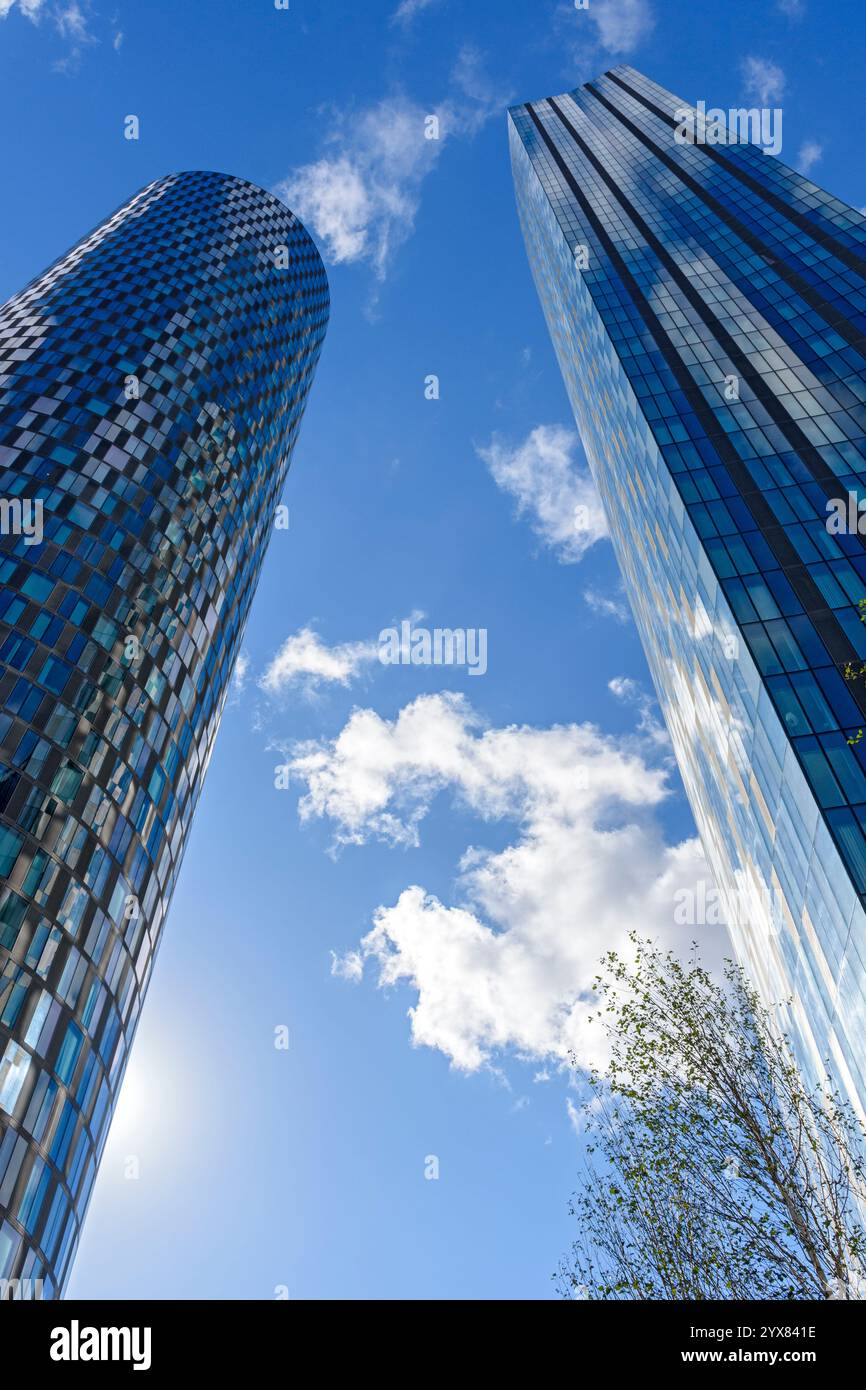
[[390, 0, 443, 26], [54, 0, 88, 39], [449, 44, 512, 134], [583, 584, 629, 624], [330, 949, 364, 982], [479, 424, 608, 564], [1, 0, 104, 71], [276, 48, 510, 280], [796, 139, 823, 175], [51, 0, 98, 71], [232, 651, 251, 695], [740, 55, 786, 107], [608, 675, 668, 746], [776, 0, 805, 16]]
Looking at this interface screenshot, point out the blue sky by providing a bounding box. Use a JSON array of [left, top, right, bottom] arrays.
[[1, 0, 864, 1300]]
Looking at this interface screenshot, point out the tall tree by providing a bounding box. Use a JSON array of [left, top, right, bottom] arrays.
[[559, 936, 866, 1300]]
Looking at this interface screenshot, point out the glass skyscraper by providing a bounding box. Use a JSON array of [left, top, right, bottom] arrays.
[[509, 67, 866, 1121], [0, 171, 328, 1296]]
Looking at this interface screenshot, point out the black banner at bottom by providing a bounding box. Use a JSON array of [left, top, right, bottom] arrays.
[[1, 1297, 860, 1375]]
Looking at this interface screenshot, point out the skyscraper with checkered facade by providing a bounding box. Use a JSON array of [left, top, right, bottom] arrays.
[[0, 171, 328, 1296], [510, 67, 866, 1121]]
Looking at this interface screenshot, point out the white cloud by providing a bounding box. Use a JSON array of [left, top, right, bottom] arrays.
[[330, 949, 364, 983], [276, 98, 449, 279], [232, 651, 251, 695], [260, 627, 379, 697], [54, 1, 88, 39], [776, 0, 805, 15], [608, 676, 639, 703], [391, 0, 443, 26], [740, 56, 786, 107], [1, 0, 101, 70], [0, 0, 45, 19], [278, 151, 381, 269], [608, 675, 668, 746], [583, 584, 629, 624], [479, 424, 608, 564], [289, 692, 716, 1072], [588, 0, 655, 54], [49, 0, 97, 71], [553, 0, 654, 71], [276, 50, 509, 279], [448, 44, 512, 135], [796, 139, 823, 175]]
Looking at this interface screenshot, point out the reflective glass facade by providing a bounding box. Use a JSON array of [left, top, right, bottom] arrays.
[[0, 171, 328, 1296], [509, 67, 866, 1121]]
